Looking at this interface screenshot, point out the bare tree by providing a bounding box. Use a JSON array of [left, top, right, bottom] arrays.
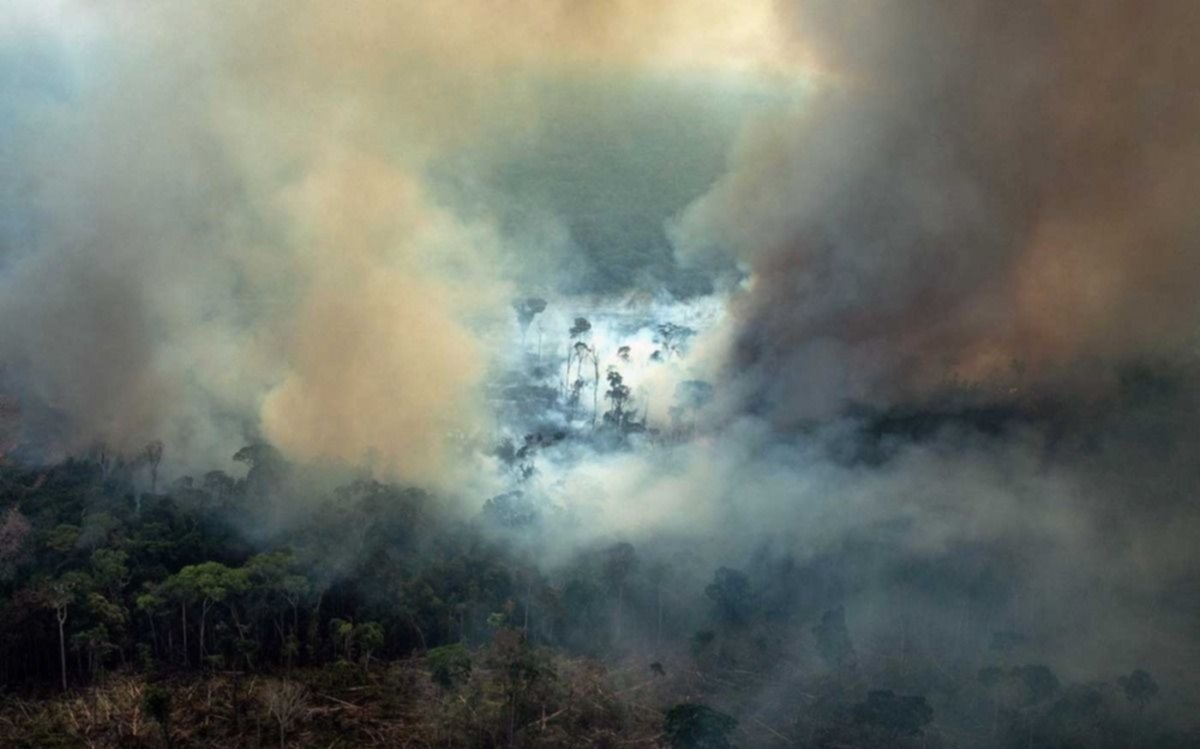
[[261, 679, 308, 749], [44, 580, 76, 691], [565, 317, 592, 395], [513, 297, 547, 348], [143, 440, 164, 494]]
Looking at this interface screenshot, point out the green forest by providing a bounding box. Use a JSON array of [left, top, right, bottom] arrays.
[[0, 441, 1191, 748]]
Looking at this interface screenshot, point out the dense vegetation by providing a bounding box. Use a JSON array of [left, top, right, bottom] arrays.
[[1, 438, 1195, 748]]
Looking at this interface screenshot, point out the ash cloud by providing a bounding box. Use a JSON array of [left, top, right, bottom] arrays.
[[674, 0, 1200, 421], [0, 0, 792, 480], [490, 0, 1200, 695]]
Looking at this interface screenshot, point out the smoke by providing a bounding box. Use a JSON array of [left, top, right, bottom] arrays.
[[0, 0, 792, 479], [5, 0, 1200, 692], [480, 0, 1200, 689], [674, 0, 1200, 421]]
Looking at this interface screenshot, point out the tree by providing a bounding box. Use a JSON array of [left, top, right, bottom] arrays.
[[0, 506, 31, 580], [90, 548, 129, 601], [569, 342, 592, 416], [233, 443, 286, 493], [143, 440, 164, 495], [812, 606, 857, 674], [0, 505, 30, 556], [161, 573, 195, 666], [1119, 669, 1158, 711], [564, 317, 595, 410], [330, 618, 354, 661], [603, 543, 638, 641], [569, 317, 591, 338], [245, 551, 310, 669], [513, 297, 547, 344], [428, 643, 472, 690], [705, 567, 752, 625], [260, 679, 307, 749], [485, 628, 549, 745], [355, 621, 384, 676], [165, 562, 247, 664], [44, 578, 77, 691], [202, 470, 236, 503], [142, 684, 174, 749], [136, 586, 167, 662], [653, 322, 696, 361], [71, 619, 117, 679], [604, 366, 633, 428], [663, 703, 738, 749]]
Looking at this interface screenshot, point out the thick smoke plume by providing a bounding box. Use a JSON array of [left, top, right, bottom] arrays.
[[0, 0, 789, 479], [676, 0, 1200, 421], [498, 0, 1200, 690]]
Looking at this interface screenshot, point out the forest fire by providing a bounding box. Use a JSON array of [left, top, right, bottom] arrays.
[[2, 1, 1199, 747]]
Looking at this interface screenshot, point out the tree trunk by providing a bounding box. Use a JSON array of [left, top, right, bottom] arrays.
[[199, 600, 209, 661], [406, 612, 427, 651], [592, 354, 599, 426], [148, 613, 159, 659], [56, 606, 68, 691], [615, 584, 624, 642], [306, 592, 323, 663], [181, 604, 188, 666], [564, 345, 571, 396], [524, 574, 532, 633]]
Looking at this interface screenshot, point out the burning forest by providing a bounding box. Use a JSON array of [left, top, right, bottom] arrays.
[[2, 1, 1200, 747]]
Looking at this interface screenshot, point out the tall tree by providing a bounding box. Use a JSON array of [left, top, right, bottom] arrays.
[[143, 440, 164, 495], [43, 576, 82, 691]]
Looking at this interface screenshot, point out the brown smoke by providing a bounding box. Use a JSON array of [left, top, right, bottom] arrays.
[[676, 0, 1200, 421], [0, 0, 792, 479]]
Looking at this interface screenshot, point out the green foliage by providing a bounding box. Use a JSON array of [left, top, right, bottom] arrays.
[[142, 684, 173, 748], [142, 684, 172, 723], [427, 643, 472, 690], [167, 561, 248, 605], [45, 524, 81, 554], [136, 642, 155, 671], [330, 618, 355, 659], [1, 451, 1194, 749], [663, 703, 738, 749], [355, 621, 384, 673]]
